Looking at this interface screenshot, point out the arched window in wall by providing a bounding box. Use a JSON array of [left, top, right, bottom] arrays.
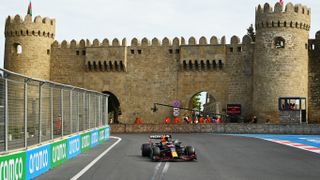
[[274, 37, 285, 49], [13, 43, 22, 54]]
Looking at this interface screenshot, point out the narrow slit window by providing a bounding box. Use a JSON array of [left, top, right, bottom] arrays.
[[274, 37, 285, 49], [218, 60, 223, 68]]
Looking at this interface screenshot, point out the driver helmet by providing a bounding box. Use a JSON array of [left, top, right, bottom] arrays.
[[161, 135, 168, 143]]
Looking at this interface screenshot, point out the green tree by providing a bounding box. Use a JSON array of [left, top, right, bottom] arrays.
[[192, 93, 201, 110]]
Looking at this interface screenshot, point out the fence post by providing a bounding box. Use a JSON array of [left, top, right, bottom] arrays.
[[77, 92, 80, 132], [95, 95, 97, 128], [4, 79, 8, 152], [61, 89, 64, 136], [83, 92, 86, 130], [24, 79, 28, 149], [50, 86, 53, 140], [70, 90, 73, 134], [88, 94, 90, 129], [105, 96, 108, 126], [98, 95, 101, 127], [38, 82, 44, 143]]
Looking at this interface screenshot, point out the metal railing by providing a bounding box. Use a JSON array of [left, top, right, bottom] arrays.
[[0, 68, 109, 153]]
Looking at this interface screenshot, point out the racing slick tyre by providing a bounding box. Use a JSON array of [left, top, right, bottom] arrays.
[[150, 147, 161, 161], [141, 144, 152, 157], [185, 146, 195, 155]]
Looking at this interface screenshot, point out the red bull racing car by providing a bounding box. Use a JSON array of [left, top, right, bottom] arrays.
[[141, 135, 197, 161]]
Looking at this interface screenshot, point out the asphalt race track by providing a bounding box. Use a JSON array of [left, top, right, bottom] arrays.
[[37, 134, 320, 180]]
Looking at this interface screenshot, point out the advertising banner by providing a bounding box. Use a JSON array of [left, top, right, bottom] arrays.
[[99, 128, 105, 143], [227, 104, 241, 116], [67, 135, 81, 160], [26, 145, 50, 180], [90, 129, 99, 148], [0, 151, 26, 180], [50, 139, 67, 169], [105, 126, 110, 140], [80, 132, 91, 152]]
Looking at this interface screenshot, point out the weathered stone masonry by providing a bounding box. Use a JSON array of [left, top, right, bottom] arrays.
[[4, 2, 320, 124]]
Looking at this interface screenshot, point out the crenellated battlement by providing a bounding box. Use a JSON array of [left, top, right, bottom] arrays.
[[256, 2, 310, 16], [255, 3, 310, 31], [5, 15, 56, 38], [5, 2, 320, 124], [316, 31, 320, 40], [52, 38, 127, 48], [52, 35, 254, 74], [308, 31, 320, 54], [51, 35, 252, 50]]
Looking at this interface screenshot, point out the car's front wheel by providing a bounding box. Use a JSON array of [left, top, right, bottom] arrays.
[[141, 144, 152, 157], [150, 147, 161, 161], [185, 146, 195, 155]]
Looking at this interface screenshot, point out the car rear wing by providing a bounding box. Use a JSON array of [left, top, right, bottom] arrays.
[[149, 135, 172, 139]]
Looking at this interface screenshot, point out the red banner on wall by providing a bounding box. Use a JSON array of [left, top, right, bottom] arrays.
[[227, 104, 241, 115]]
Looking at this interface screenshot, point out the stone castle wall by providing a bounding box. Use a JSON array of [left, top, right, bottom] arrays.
[[50, 40, 85, 87], [308, 32, 320, 123], [4, 15, 55, 80], [4, 2, 320, 124], [226, 36, 254, 119], [253, 2, 311, 123], [48, 36, 255, 123]]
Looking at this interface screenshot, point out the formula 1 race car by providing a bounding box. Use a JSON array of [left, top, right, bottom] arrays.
[[141, 135, 197, 161]]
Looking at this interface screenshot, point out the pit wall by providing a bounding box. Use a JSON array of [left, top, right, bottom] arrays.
[[0, 125, 110, 180], [110, 124, 320, 135]]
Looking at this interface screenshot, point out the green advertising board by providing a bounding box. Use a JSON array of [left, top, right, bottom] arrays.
[[50, 139, 67, 169], [0, 151, 26, 180], [80, 132, 91, 152], [99, 128, 105, 143]]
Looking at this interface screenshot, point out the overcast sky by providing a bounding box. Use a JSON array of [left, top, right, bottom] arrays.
[[0, 0, 320, 68]]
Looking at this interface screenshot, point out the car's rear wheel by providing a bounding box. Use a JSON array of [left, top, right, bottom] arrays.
[[141, 144, 151, 157]]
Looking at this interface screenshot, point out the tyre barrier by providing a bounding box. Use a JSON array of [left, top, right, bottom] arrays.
[[0, 125, 110, 180]]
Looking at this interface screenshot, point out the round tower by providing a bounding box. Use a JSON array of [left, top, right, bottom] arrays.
[[4, 15, 55, 80], [253, 2, 310, 123]]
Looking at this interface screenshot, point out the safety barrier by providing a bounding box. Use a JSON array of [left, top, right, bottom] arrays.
[[0, 68, 109, 153], [110, 124, 320, 134], [0, 125, 110, 180]]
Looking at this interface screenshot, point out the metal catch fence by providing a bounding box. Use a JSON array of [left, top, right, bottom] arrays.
[[0, 68, 109, 153]]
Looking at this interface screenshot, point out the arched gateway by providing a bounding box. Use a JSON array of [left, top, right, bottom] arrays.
[[6, 2, 320, 124]]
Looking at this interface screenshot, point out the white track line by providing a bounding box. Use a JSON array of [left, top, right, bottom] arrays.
[[151, 162, 162, 180], [160, 162, 170, 180], [70, 136, 122, 180]]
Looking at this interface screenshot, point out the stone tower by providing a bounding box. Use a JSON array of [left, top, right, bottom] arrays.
[[4, 15, 55, 80], [253, 2, 310, 122]]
